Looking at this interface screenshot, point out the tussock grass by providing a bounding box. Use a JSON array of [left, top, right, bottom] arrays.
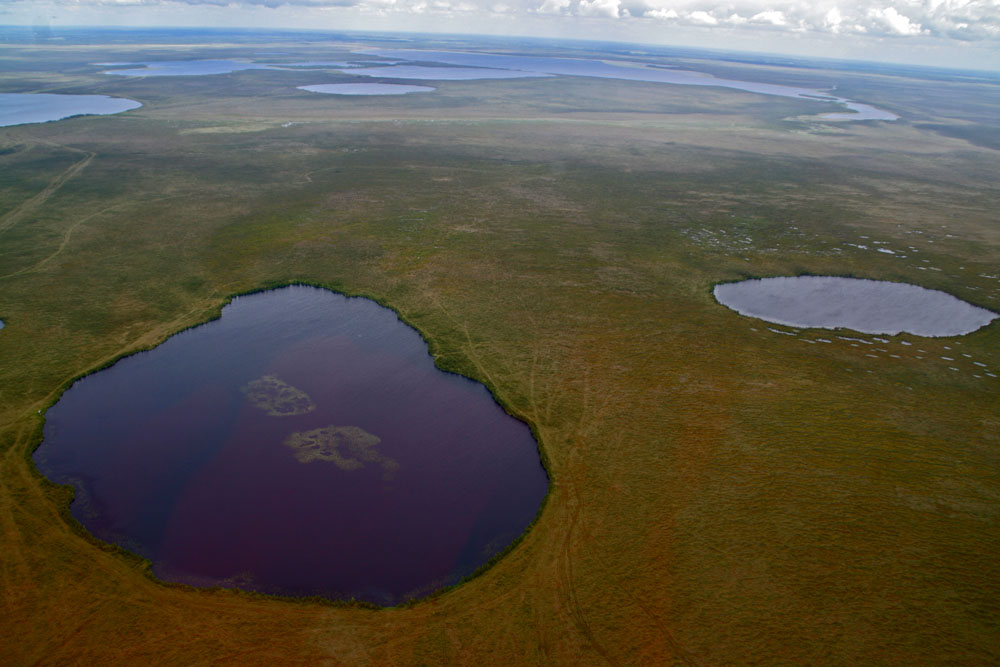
[[1, 35, 998, 664]]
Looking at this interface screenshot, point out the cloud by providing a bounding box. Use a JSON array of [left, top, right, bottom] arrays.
[[751, 10, 786, 26], [23, 0, 1000, 42], [869, 6, 925, 34], [577, 0, 620, 17]]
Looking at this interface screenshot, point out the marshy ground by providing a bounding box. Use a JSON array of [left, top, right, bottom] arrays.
[[1, 30, 998, 664]]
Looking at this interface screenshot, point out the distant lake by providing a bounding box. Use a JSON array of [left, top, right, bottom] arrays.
[[100, 59, 372, 77], [34, 286, 548, 605], [102, 60, 276, 76], [299, 83, 436, 95], [715, 276, 997, 336], [346, 65, 551, 80], [358, 49, 898, 121], [0, 93, 141, 127]]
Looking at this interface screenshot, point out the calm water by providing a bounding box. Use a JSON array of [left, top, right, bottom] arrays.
[[346, 65, 552, 80], [298, 83, 436, 95], [35, 286, 548, 605], [103, 60, 276, 76], [715, 276, 997, 336], [357, 49, 898, 121], [0, 93, 141, 127]]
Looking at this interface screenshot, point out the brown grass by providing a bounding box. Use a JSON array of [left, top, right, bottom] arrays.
[[1, 37, 998, 664]]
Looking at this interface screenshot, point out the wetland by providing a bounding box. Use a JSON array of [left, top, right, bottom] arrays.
[[2, 28, 999, 664], [33, 286, 547, 605]]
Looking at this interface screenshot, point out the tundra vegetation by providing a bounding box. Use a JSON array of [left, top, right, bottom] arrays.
[[243, 374, 316, 417], [1, 29, 998, 664]]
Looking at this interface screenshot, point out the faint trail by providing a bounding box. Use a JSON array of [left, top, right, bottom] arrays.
[[0, 152, 94, 235], [0, 195, 180, 282], [558, 365, 700, 665], [560, 481, 617, 666]]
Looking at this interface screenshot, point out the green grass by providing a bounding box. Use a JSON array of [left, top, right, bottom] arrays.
[[1, 35, 998, 664]]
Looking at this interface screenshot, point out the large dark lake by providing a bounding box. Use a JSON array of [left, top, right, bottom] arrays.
[[34, 286, 548, 605]]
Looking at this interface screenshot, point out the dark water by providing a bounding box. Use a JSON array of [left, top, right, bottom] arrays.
[[34, 286, 548, 605]]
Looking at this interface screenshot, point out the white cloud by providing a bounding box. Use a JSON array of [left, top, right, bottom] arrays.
[[751, 10, 786, 25], [869, 6, 925, 34], [10, 0, 1000, 59], [577, 0, 620, 17], [688, 9, 717, 24], [536, 0, 570, 14]]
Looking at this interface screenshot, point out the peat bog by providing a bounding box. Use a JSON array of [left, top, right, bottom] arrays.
[[34, 286, 548, 606]]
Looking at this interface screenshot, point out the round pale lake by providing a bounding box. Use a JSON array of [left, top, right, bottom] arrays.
[[714, 276, 997, 336], [34, 286, 548, 605]]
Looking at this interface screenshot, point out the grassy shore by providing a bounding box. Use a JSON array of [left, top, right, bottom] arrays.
[[1, 35, 998, 663]]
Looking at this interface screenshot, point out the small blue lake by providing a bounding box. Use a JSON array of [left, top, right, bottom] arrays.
[[0, 93, 141, 127], [34, 286, 548, 605]]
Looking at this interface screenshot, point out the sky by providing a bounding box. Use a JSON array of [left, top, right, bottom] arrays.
[[3, 0, 999, 70]]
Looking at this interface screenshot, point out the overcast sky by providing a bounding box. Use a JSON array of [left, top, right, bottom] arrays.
[[4, 0, 999, 70]]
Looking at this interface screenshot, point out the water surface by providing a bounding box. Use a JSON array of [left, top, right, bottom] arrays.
[[299, 83, 435, 95], [715, 276, 996, 336], [103, 60, 276, 76], [346, 65, 551, 80], [0, 93, 141, 127], [358, 49, 897, 121], [34, 286, 547, 605]]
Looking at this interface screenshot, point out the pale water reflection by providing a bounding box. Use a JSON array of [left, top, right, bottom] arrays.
[[298, 83, 436, 95], [358, 49, 898, 121], [0, 93, 141, 127], [103, 60, 276, 76], [715, 276, 996, 336], [346, 65, 551, 80]]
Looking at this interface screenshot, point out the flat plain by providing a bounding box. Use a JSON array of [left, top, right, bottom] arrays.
[[1, 31, 999, 664]]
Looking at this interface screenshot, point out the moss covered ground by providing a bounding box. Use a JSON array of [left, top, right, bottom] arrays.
[[1, 33, 998, 663]]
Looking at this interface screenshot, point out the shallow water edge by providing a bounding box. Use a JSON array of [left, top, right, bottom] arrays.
[[714, 275, 997, 337], [27, 280, 552, 608]]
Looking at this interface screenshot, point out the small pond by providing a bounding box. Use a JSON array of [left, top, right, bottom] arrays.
[[34, 286, 548, 605], [714, 276, 997, 336], [299, 83, 436, 96], [0, 93, 141, 127]]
